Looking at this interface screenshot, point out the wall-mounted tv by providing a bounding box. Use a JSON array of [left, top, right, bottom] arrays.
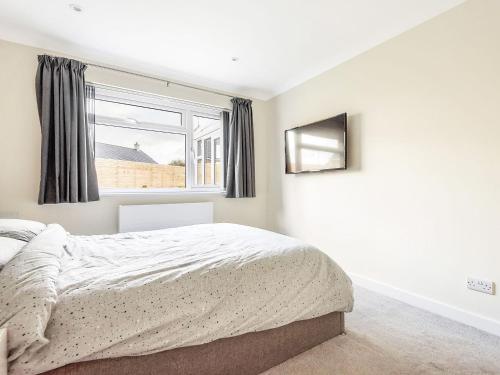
[[285, 113, 347, 174]]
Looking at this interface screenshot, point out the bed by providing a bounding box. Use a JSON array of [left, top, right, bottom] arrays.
[[0, 221, 353, 375]]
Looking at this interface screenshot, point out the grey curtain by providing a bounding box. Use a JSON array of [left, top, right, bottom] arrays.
[[222, 110, 230, 189], [35, 55, 99, 204], [225, 98, 255, 198]]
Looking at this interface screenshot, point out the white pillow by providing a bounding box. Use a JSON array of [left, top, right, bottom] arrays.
[[0, 237, 25, 269], [0, 219, 46, 242]]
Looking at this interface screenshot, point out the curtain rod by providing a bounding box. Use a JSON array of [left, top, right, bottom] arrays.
[[86, 62, 237, 99]]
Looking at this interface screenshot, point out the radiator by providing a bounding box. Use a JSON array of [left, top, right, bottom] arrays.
[[118, 202, 214, 233]]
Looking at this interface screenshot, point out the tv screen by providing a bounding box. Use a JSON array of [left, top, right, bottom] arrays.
[[285, 113, 347, 174]]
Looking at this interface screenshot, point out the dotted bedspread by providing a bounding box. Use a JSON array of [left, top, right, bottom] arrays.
[[1, 223, 353, 375]]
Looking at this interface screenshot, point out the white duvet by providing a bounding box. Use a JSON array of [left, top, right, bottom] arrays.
[[0, 223, 353, 375]]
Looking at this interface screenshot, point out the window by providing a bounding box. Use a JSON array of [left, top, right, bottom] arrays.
[[196, 140, 203, 185], [94, 99, 182, 128], [92, 84, 225, 193], [192, 115, 223, 187], [204, 138, 212, 184], [214, 138, 221, 184]]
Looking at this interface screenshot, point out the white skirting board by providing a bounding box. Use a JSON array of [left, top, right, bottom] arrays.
[[350, 273, 500, 337], [119, 202, 214, 233]]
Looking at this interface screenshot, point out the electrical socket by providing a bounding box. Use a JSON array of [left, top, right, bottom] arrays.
[[467, 278, 495, 295]]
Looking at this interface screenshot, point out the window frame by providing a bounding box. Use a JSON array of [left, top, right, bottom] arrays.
[[91, 83, 226, 195], [191, 112, 223, 188]]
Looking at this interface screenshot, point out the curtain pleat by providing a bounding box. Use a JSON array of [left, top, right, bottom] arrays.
[[35, 55, 100, 204], [222, 111, 230, 189], [225, 98, 255, 198]]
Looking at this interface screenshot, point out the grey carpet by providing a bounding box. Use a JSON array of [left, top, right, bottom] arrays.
[[263, 287, 500, 375]]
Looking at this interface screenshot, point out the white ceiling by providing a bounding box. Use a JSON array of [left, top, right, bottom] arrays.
[[0, 0, 464, 100]]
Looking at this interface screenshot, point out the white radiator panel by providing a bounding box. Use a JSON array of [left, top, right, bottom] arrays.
[[119, 202, 214, 233]]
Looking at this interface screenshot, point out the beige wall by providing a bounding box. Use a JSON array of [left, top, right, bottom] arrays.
[[1, 0, 499, 327], [0, 39, 269, 234], [267, 0, 500, 322]]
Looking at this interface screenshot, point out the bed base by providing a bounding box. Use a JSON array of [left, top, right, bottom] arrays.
[[41, 312, 344, 375]]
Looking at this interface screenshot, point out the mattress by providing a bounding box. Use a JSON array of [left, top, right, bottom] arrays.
[[0, 223, 353, 375]]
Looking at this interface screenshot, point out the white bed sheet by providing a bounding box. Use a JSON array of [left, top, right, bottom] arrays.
[[1, 223, 353, 375]]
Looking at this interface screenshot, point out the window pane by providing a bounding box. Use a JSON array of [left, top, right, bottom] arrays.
[[204, 138, 212, 160], [197, 140, 202, 156], [214, 138, 221, 186], [192, 115, 221, 187], [204, 138, 212, 184], [95, 99, 182, 128], [214, 138, 221, 161], [193, 116, 220, 137], [196, 159, 203, 185], [95, 124, 185, 189]]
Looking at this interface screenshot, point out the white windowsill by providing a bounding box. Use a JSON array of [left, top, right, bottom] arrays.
[[99, 188, 226, 197]]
